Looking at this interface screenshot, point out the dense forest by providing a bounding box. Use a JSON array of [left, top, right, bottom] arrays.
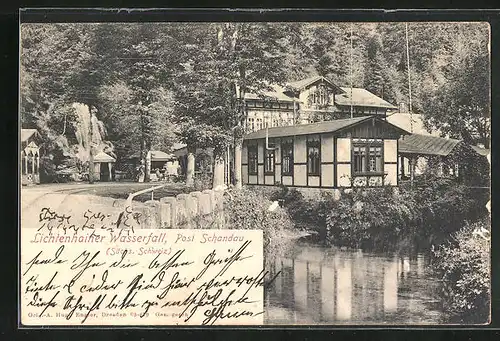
[[20, 22, 490, 182]]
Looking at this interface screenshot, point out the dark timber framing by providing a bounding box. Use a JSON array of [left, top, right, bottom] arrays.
[[333, 137, 338, 188]]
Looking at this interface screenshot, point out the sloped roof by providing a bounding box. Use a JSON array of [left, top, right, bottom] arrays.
[[94, 151, 116, 163], [398, 134, 461, 156], [287, 75, 343, 93], [21, 129, 39, 142], [243, 77, 396, 109], [386, 112, 441, 136], [244, 84, 300, 103], [172, 143, 187, 151], [336, 88, 397, 109], [148, 150, 175, 161], [471, 145, 490, 157], [244, 116, 409, 140]]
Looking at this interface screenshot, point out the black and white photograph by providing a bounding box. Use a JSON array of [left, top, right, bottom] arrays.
[[19, 18, 491, 326]]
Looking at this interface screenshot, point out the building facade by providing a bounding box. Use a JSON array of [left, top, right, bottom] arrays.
[[242, 116, 409, 189], [243, 76, 397, 132]]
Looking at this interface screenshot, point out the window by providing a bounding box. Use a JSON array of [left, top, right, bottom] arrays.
[[353, 146, 366, 173], [247, 118, 255, 132], [256, 118, 263, 130], [368, 146, 383, 172], [309, 85, 330, 106], [265, 149, 275, 174], [248, 145, 258, 175], [352, 139, 383, 174], [307, 135, 321, 175], [282, 138, 294, 175]]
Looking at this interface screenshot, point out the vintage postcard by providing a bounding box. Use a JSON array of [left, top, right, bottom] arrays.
[[19, 18, 491, 326]]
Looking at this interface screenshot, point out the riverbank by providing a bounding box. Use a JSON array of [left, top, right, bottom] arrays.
[[247, 178, 490, 323], [253, 177, 489, 253]]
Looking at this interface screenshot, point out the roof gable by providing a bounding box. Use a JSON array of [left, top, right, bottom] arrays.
[[94, 151, 116, 163], [287, 75, 344, 94], [21, 129, 40, 143], [148, 150, 175, 161], [244, 116, 409, 140]]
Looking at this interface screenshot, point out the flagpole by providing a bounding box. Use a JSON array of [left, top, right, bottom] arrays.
[[350, 23, 354, 119], [405, 22, 413, 134]]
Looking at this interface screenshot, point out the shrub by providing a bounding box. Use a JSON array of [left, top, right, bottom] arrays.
[[412, 179, 489, 245], [250, 180, 489, 252], [190, 172, 213, 191], [324, 186, 419, 250], [432, 219, 490, 323], [222, 188, 295, 265]]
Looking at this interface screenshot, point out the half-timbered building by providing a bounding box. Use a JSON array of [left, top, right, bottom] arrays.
[[242, 116, 409, 189], [243, 75, 397, 132]]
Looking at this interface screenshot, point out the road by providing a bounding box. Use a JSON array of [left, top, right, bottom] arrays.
[[20, 182, 186, 229], [21, 181, 186, 208]]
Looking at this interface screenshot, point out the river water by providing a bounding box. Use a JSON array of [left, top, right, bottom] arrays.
[[264, 242, 449, 325]]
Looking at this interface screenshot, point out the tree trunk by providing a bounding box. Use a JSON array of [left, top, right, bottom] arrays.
[[234, 138, 243, 189], [144, 149, 151, 182], [409, 157, 416, 187], [87, 105, 95, 184], [212, 152, 225, 189], [186, 149, 195, 187]]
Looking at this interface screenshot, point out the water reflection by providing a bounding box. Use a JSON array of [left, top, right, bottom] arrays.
[[265, 243, 446, 324]]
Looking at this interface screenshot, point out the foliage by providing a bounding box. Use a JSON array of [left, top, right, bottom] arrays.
[[190, 172, 213, 192], [268, 186, 332, 237], [411, 178, 489, 245], [422, 38, 490, 147], [20, 23, 183, 180], [267, 181, 489, 253], [172, 23, 295, 185], [432, 220, 490, 323], [323, 186, 420, 250], [222, 188, 295, 264], [21, 22, 490, 184]]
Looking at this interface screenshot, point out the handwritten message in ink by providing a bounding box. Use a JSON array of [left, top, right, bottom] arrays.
[[21, 227, 265, 325]]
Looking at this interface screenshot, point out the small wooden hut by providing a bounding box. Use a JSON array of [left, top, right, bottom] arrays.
[[93, 151, 116, 182], [21, 129, 42, 185]]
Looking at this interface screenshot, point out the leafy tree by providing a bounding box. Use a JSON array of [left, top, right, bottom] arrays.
[[21, 22, 491, 186], [421, 24, 490, 148], [108, 23, 184, 181], [21, 23, 184, 182], [174, 23, 293, 188], [364, 34, 387, 99], [21, 24, 101, 182]]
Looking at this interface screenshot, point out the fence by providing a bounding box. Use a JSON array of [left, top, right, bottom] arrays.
[[128, 187, 226, 229]]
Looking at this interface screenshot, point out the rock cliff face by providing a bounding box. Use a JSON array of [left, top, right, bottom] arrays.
[[48, 103, 115, 181], [72, 103, 115, 163]]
